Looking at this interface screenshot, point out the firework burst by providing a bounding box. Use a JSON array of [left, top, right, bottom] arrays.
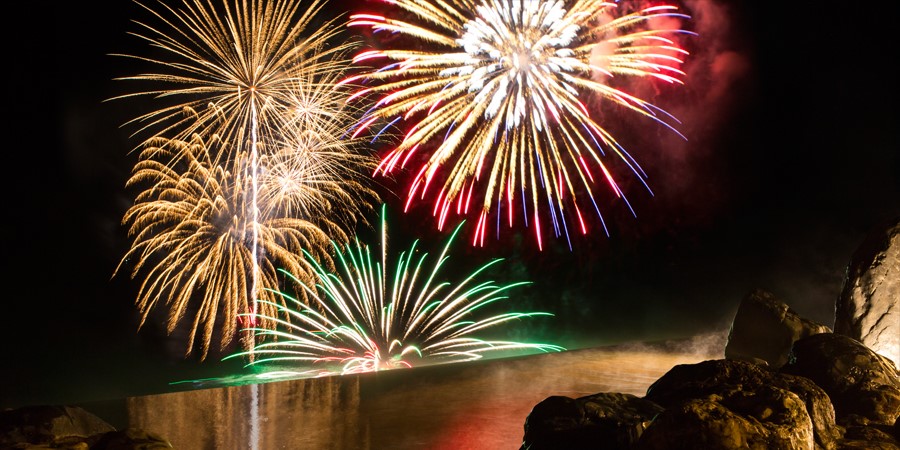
[[116, 134, 373, 358], [347, 0, 693, 249], [256, 75, 381, 231], [226, 205, 564, 375], [113, 0, 380, 357], [113, 0, 350, 154]]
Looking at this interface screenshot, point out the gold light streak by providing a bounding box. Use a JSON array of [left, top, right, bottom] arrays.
[[117, 135, 344, 358], [113, 0, 379, 357]]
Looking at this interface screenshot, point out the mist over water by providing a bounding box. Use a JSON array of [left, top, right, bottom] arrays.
[[124, 335, 723, 449]]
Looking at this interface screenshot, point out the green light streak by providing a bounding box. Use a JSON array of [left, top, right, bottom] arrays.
[[228, 205, 564, 375]]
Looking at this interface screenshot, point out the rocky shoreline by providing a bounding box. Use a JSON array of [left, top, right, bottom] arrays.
[[3, 219, 897, 449], [521, 217, 900, 449], [521, 329, 899, 449]]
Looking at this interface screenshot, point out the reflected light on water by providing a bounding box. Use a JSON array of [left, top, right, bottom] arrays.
[[250, 383, 260, 450], [126, 342, 721, 449]]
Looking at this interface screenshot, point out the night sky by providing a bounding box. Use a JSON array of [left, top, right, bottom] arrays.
[[2, 0, 898, 409]]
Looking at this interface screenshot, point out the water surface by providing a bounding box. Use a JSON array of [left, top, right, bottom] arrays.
[[125, 343, 719, 449]]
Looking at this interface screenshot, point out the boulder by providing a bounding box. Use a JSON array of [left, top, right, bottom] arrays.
[[0, 405, 115, 448], [521, 392, 664, 450], [91, 428, 174, 449], [518, 273, 899, 450], [0, 406, 172, 449], [835, 216, 900, 370], [645, 359, 842, 449], [780, 333, 900, 427], [724, 288, 831, 369], [635, 386, 816, 450], [837, 424, 899, 449], [836, 438, 899, 450]]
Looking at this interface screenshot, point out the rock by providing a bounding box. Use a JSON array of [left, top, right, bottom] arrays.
[[518, 273, 898, 450], [0, 406, 172, 450], [835, 216, 900, 370], [837, 439, 900, 450], [635, 386, 816, 450], [645, 359, 842, 449], [781, 333, 900, 427], [0, 405, 115, 447], [91, 428, 174, 449], [725, 288, 831, 369], [521, 392, 664, 450], [838, 424, 899, 449]]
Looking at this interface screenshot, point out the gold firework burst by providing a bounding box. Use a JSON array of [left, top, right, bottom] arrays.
[[113, 0, 347, 156], [118, 134, 345, 358], [112, 0, 379, 358]]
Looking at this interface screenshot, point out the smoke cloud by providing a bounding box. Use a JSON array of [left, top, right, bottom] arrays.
[[580, 0, 755, 237]]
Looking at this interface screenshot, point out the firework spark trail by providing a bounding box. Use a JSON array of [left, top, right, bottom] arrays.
[[347, 0, 693, 250], [113, 0, 343, 321], [113, 0, 350, 156], [113, 0, 379, 357], [116, 135, 335, 357], [226, 205, 564, 375]]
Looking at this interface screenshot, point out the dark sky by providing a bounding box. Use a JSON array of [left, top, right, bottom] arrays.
[[2, 0, 898, 409]]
